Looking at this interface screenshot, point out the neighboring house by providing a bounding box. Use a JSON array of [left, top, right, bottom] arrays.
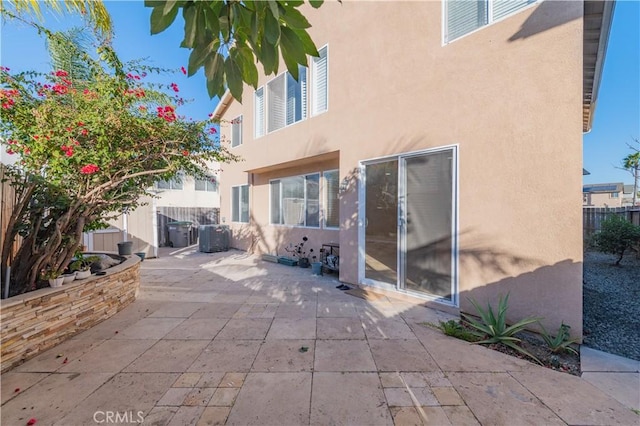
[[583, 183, 624, 207], [87, 171, 220, 257], [212, 0, 614, 337], [622, 184, 639, 206]]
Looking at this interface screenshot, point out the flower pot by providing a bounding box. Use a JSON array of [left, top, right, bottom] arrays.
[[134, 252, 146, 261], [117, 241, 133, 256], [311, 262, 323, 276], [48, 277, 64, 288], [62, 272, 76, 284], [75, 269, 92, 280], [298, 258, 310, 268]]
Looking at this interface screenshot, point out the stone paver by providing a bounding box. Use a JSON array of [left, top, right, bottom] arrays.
[[2, 250, 637, 426]]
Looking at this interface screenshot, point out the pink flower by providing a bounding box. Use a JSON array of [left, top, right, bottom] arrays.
[[54, 70, 68, 77], [170, 83, 179, 93], [180, 66, 187, 75], [52, 84, 68, 95], [0, 66, 10, 71], [182, 150, 189, 156], [80, 164, 100, 174], [157, 105, 176, 122], [208, 127, 217, 134]]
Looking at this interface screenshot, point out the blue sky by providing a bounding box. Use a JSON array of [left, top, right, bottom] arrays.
[[1, 1, 638, 185]]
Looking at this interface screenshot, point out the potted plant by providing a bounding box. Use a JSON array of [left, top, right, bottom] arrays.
[[43, 270, 64, 288], [70, 252, 100, 280], [61, 270, 76, 284], [286, 237, 313, 268]]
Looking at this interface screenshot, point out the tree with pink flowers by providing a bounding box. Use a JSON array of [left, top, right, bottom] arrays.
[[0, 31, 236, 294]]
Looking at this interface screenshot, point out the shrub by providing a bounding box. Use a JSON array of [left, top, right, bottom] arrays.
[[439, 320, 481, 343], [591, 215, 640, 265], [540, 322, 579, 355]]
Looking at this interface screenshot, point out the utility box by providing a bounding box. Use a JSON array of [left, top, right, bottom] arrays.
[[199, 224, 230, 252], [167, 221, 193, 248]]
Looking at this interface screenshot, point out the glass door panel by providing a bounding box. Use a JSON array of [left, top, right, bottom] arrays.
[[364, 160, 398, 285], [403, 150, 454, 301]]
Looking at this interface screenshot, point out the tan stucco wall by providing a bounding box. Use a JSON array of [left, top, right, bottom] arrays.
[[219, 1, 584, 337], [585, 192, 623, 207]]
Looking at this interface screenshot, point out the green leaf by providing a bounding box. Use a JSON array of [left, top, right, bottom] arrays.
[[224, 56, 244, 102], [182, 4, 198, 48], [205, 52, 225, 99], [150, 4, 179, 35], [258, 41, 278, 75], [293, 28, 319, 57], [280, 26, 308, 74], [264, 9, 280, 44], [267, 0, 279, 20], [188, 41, 212, 76], [235, 47, 258, 88], [280, 7, 311, 29], [309, 0, 324, 8], [163, 0, 178, 16]]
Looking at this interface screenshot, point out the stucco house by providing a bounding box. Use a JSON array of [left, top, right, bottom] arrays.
[[212, 0, 614, 337], [583, 182, 624, 207]]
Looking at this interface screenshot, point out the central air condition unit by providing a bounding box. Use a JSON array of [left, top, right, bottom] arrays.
[[199, 224, 230, 253]]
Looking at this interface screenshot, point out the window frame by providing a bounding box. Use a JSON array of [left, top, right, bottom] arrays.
[[195, 177, 218, 192], [323, 169, 340, 229], [231, 184, 249, 223], [443, 0, 539, 44], [254, 87, 265, 139], [269, 172, 321, 228], [311, 44, 329, 116], [231, 115, 243, 148]]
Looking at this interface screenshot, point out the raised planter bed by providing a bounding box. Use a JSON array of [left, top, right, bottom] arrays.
[[277, 256, 298, 267], [0, 254, 141, 372]]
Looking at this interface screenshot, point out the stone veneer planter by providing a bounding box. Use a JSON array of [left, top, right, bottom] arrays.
[[0, 254, 141, 372]]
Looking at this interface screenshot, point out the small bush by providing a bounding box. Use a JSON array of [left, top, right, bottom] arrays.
[[591, 215, 640, 265], [439, 320, 481, 342], [540, 323, 579, 355]]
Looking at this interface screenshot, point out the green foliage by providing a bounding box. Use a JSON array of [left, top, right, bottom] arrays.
[[145, 0, 327, 101], [69, 252, 101, 272], [540, 323, 579, 356], [461, 294, 542, 364], [591, 215, 640, 265], [439, 320, 481, 343]]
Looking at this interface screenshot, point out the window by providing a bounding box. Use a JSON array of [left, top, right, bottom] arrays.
[[254, 87, 264, 138], [610, 192, 619, 198], [156, 176, 183, 190], [267, 66, 308, 133], [195, 177, 218, 192], [445, 0, 537, 43], [231, 115, 243, 147], [312, 46, 328, 115], [270, 174, 320, 227], [324, 170, 339, 228], [231, 185, 249, 223]]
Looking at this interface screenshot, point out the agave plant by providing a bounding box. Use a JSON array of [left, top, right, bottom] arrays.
[[461, 293, 542, 364], [540, 323, 579, 355]]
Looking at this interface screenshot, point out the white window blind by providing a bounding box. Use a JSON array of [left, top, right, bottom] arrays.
[[231, 115, 243, 147], [268, 74, 286, 132], [492, 0, 535, 21], [312, 46, 328, 115], [270, 173, 321, 228], [254, 87, 264, 138], [324, 170, 339, 228], [286, 67, 307, 126]]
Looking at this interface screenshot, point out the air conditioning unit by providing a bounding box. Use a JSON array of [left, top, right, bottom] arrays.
[[199, 224, 230, 253]]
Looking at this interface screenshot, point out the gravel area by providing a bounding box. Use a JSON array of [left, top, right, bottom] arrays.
[[583, 251, 640, 360]]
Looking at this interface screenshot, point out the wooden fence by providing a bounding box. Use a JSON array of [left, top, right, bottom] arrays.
[[583, 206, 640, 240]]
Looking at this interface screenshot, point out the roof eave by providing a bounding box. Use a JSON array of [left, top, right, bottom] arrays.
[[210, 90, 234, 121]]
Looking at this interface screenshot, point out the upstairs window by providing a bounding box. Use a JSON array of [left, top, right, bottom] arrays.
[[195, 177, 218, 192], [267, 67, 307, 133], [312, 45, 328, 115], [445, 0, 537, 43], [156, 176, 183, 190], [231, 115, 243, 147], [254, 87, 265, 138]]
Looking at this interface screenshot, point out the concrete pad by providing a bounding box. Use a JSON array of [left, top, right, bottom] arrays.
[[215, 318, 273, 340], [275, 302, 318, 318], [163, 318, 228, 340], [310, 372, 393, 425], [148, 302, 208, 318], [390, 406, 453, 426], [196, 372, 225, 388], [226, 372, 312, 425], [219, 372, 246, 388], [54, 372, 178, 425], [266, 318, 316, 340], [197, 406, 231, 425], [174, 373, 203, 387], [0, 372, 49, 404], [432, 386, 465, 406], [314, 340, 377, 372], [384, 387, 439, 406], [252, 339, 315, 372], [167, 406, 205, 426], [511, 368, 640, 424], [442, 406, 481, 425], [113, 317, 185, 340], [191, 303, 243, 319], [316, 317, 365, 339], [581, 346, 640, 372], [413, 325, 531, 372], [144, 406, 179, 425], [59, 339, 156, 373], [245, 303, 279, 318], [184, 388, 217, 406], [361, 317, 416, 340], [1, 372, 113, 425], [581, 372, 640, 410], [208, 388, 240, 406], [423, 371, 453, 387], [379, 372, 429, 388], [188, 340, 262, 372], [448, 372, 565, 425], [158, 387, 194, 406], [124, 340, 209, 372], [317, 301, 359, 318], [369, 339, 439, 372], [14, 338, 107, 373]]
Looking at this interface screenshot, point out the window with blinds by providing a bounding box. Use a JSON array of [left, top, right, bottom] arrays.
[[231, 115, 243, 147], [254, 87, 264, 138], [270, 173, 321, 228], [445, 0, 536, 43], [323, 170, 339, 228], [312, 46, 328, 115], [232, 184, 249, 223]]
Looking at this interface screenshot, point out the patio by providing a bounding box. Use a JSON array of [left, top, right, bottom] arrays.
[[1, 248, 637, 425]]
